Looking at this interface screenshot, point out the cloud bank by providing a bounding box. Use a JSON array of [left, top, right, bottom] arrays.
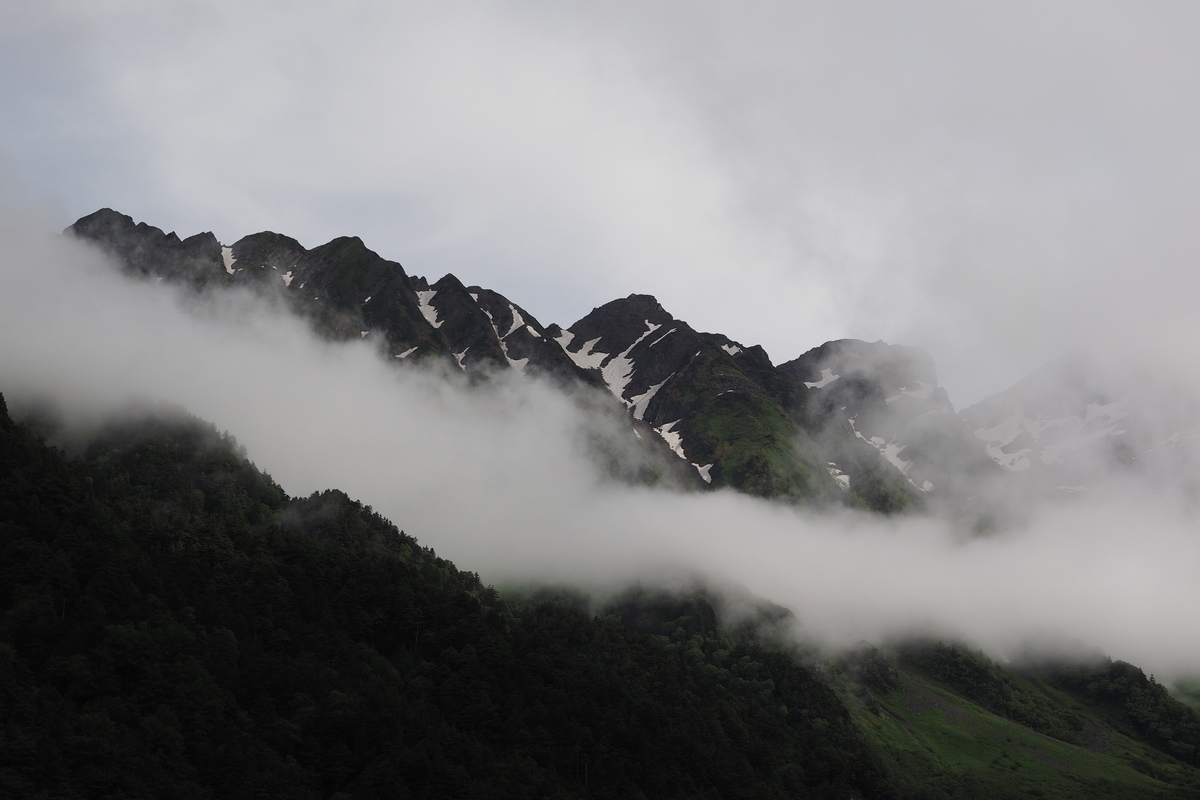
[[2, 215, 1199, 682]]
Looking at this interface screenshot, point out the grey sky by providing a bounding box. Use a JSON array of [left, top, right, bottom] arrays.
[[4, 0, 1199, 406]]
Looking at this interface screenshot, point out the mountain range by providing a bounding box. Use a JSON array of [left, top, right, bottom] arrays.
[[65, 208, 1200, 514], [3, 348, 1200, 799], [3, 208, 1200, 797]]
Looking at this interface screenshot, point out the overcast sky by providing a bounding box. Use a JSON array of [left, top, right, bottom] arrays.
[[4, 1, 1200, 406]]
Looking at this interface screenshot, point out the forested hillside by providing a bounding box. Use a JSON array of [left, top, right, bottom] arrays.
[[4, 392, 1200, 798], [0, 394, 884, 798]]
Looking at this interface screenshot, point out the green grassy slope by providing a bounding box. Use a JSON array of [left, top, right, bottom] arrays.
[[839, 645, 1200, 799], [650, 347, 844, 502]]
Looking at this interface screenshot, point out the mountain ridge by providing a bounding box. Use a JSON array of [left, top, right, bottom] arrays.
[[63, 208, 1200, 511]]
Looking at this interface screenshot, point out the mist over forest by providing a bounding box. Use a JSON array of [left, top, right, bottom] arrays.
[[2, 212, 1198, 683]]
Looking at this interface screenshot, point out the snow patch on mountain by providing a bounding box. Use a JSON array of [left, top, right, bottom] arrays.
[[281, 271, 294, 287], [879, 441, 913, 475], [220, 246, 236, 275], [1164, 426, 1200, 448], [566, 337, 606, 370], [827, 462, 850, 490], [629, 379, 668, 421], [496, 330, 528, 370], [721, 343, 742, 356], [504, 305, 527, 337], [477, 303, 501, 337], [601, 322, 663, 402], [972, 415, 1036, 470], [804, 368, 840, 389], [395, 347, 418, 359], [493, 320, 526, 368], [695, 463, 713, 483], [657, 421, 686, 460], [972, 397, 1132, 471], [645, 327, 675, 348], [417, 290, 441, 328], [474, 302, 532, 369], [885, 380, 934, 404], [848, 418, 928, 490]]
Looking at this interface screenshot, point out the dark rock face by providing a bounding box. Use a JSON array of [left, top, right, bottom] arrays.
[[63, 209, 696, 491], [412, 273, 510, 370], [67, 208, 225, 287], [46, 209, 1200, 511], [467, 287, 590, 382], [559, 294, 707, 413], [280, 235, 438, 354]]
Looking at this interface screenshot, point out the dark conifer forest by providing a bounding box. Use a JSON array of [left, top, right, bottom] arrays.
[[0, 394, 891, 798]]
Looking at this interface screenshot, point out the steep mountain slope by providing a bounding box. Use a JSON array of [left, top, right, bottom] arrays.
[[779, 339, 997, 506], [550, 296, 928, 508], [841, 642, 1200, 799], [960, 354, 1200, 494], [68, 207, 226, 288], [550, 294, 833, 499], [66, 209, 703, 490]]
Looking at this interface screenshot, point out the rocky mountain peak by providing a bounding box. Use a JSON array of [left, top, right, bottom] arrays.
[[562, 294, 675, 359], [67, 208, 223, 285]]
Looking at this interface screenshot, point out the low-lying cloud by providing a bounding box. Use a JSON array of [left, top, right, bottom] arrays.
[[2, 212, 1199, 682]]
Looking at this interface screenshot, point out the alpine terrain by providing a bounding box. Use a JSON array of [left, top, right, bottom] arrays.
[[2, 208, 1197, 798]]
